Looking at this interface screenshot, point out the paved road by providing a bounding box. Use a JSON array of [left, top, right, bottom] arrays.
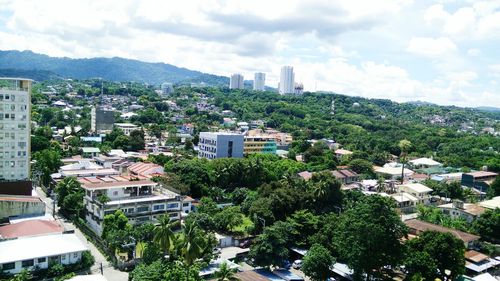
[[35, 187, 129, 281]]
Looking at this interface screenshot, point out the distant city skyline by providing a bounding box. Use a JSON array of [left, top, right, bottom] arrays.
[[0, 0, 499, 107]]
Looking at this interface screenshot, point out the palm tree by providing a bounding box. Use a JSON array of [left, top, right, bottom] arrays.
[[398, 139, 412, 184], [153, 215, 179, 255], [180, 222, 206, 281], [214, 262, 240, 281]]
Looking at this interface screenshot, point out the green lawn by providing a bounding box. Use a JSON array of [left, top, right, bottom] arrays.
[[231, 216, 254, 235]]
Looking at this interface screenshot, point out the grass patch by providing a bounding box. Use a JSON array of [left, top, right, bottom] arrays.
[[231, 216, 254, 235]]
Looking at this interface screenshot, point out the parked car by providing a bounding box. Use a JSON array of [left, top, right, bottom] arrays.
[[292, 259, 302, 269], [281, 260, 291, 269]]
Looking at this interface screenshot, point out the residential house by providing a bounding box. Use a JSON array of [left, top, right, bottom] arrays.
[[331, 169, 360, 185], [398, 183, 433, 205], [438, 200, 486, 223], [81, 177, 182, 235], [334, 149, 353, 160], [375, 166, 415, 180], [390, 192, 419, 213], [0, 234, 87, 274], [408, 157, 442, 169], [81, 147, 100, 158], [462, 171, 498, 193]]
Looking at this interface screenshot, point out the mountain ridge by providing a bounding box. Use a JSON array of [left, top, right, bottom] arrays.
[[0, 50, 228, 85]]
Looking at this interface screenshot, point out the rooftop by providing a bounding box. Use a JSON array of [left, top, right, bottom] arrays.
[[479, 196, 500, 210], [335, 149, 353, 155], [438, 203, 486, 216], [405, 219, 480, 243], [465, 171, 498, 178], [409, 157, 442, 166], [81, 147, 100, 153], [0, 234, 87, 264], [0, 220, 64, 239], [400, 183, 433, 193], [80, 179, 156, 190], [0, 195, 42, 203]]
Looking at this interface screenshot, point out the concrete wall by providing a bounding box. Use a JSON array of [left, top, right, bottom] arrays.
[[216, 134, 244, 158], [0, 198, 45, 219]]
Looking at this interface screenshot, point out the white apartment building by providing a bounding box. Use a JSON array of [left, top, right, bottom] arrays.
[[253, 72, 266, 91], [198, 132, 244, 159], [82, 178, 182, 235], [279, 66, 295, 95], [0, 78, 31, 181], [114, 123, 139, 136], [229, 74, 244, 90]]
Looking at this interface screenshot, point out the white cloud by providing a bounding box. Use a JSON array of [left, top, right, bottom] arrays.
[[424, 1, 500, 40], [406, 37, 457, 57], [0, 0, 498, 107], [467, 48, 481, 56]]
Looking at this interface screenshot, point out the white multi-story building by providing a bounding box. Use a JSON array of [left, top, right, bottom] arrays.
[[0, 78, 31, 182], [253, 72, 265, 91], [82, 177, 182, 235], [114, 123, 140, 136], [279, 66, 295, 95], [229, 74, 244, 90], [198, 132, 244, 159]]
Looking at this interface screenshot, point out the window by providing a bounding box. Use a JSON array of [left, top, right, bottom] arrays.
[[137, 206, 149, 212], [73, 253, 78, 259], [153, 204, 165, 211], [169, 212, 178, 218], [22, 260, 34, 267], [113, 191, 118, 196], [61, 255, 66, 261], [37, 257, 46, 263], [2, 262, 15, 270], [167, 203, 179, 209], [182, 203, 190, 207]]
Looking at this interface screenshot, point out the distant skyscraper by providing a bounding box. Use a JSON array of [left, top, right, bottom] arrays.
[[294, 82, 304, 95], [279, 66, 295, 95], [229, 74, 244, 89], [253, 72, 265, 91], [0, 78, 31, 182]]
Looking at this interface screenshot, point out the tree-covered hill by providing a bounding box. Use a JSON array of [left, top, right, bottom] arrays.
[[0, 50, 228, 85]]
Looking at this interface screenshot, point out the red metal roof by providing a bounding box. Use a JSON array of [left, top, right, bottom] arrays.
[[0, 220, 64, 239]]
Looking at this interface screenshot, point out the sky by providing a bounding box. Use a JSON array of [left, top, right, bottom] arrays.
[[0, 0, 499, 107]]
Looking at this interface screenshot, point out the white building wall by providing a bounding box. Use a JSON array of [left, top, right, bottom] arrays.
[[0, 251, 83, 275], [229, 74, 244, 89], [253, 72, 265, 91], [0, 79, 31, 181], [279, 66, 295, 95]]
